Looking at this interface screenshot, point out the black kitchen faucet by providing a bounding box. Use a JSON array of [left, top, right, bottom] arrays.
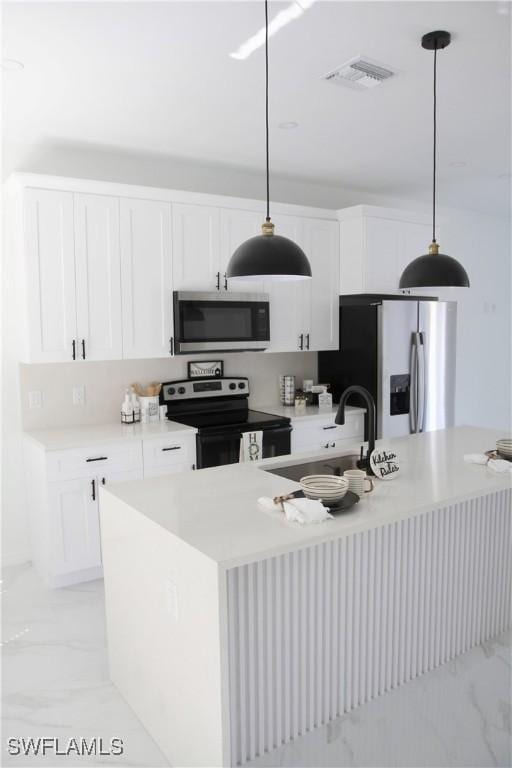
[[335, 385, 376, 475]]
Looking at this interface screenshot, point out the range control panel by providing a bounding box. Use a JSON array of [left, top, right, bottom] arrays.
[[161, 377, 250, 402]]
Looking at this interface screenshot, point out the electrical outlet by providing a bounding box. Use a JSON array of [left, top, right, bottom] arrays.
[[28, 390, 43, 409], [72, 385, 86, 406]]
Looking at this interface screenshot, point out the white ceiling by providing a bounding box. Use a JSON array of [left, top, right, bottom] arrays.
[[3, 1, 511, 215]]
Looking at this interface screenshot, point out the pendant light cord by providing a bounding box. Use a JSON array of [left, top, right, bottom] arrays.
[[432, 45, 437, 244], [265, 0, 270, 222]]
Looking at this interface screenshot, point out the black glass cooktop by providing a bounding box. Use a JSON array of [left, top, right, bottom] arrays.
[[169, 409, 290, 432]]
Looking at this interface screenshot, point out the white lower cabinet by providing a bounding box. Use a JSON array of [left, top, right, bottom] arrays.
[[290, 411, 364, 454], [49, 477, 103, 576], [142, 433, 196, 478], [25, 431, 196, 587]]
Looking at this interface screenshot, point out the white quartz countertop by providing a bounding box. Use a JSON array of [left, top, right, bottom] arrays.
[[101, 426, 511, 570], [24, 420, 197, 451], [256, 403, 365, 421]]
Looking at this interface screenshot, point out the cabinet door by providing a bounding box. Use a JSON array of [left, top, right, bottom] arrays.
[[172, 204, 221, 291], [264, 214, 303, 352], [75, 194, 122, 360], [219, 208, 264, 293], [364, 217, 403, 294], [301, 218, 340, 351], [24, 188, 77, 362], [120, 198, 173, 359], [49, 477, 101, 575]]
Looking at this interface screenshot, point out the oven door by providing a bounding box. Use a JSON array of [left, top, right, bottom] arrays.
[[173, 291, 270, 353], [196, 425, 292, 469]]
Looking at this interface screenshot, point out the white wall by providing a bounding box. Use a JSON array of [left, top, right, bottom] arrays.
[[2, 146, 510, 567], [441, 210, 511, 430]]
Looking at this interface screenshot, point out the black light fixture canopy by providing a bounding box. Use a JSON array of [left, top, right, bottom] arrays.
[[399, 31, 469, 289], [226, 0, 312, 281]]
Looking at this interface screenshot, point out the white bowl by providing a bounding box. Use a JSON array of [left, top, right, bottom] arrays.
[[300, 474, 349, 503], [497, 439, 512, 456]]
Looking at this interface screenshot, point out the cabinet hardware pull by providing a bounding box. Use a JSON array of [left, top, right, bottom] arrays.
[[299, 333, 304, 350], [216, 271, 220, 290], [323, 425, 337, 430], [91, 479, 96, 501], [331, 442, 335, 448], [192, 463, 196, 470], [224, 273, 228, 290], [72, 340, 76, 360], [162, 446, 181, 451], [101, 478, 106, 485], [81, 339, 86, 359], [305, 333, 310, 350], [86, 456, 108, 462], [169, 337, 174, 355]]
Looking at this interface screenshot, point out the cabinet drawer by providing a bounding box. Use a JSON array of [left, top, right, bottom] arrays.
[[47, 441, 143, 481], [291, 414, 364, 453], [142, 434, 196, 472]]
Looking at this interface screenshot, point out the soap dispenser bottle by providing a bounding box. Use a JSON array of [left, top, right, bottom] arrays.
[[130, 388, 140, 423], [121, 389, 134, 424]]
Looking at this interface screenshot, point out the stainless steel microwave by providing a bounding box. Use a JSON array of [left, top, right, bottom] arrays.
[[173, 291, 270, 354]]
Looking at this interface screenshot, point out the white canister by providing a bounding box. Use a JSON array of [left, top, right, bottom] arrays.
[[139, 395, 160, 423]]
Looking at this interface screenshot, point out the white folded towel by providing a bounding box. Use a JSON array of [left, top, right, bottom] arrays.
[[258, 496, 333, 524], [240, 430, 263, 462], [464, 454, 512, 473], [464, 453, 489, 465]]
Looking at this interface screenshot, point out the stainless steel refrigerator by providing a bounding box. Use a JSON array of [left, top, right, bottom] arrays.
[[318, 295, 457, 439]]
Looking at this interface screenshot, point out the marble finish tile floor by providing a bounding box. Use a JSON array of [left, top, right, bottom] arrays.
[[2, 563, 511, 767]]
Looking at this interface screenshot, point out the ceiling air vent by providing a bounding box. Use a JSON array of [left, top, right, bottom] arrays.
[[323, 56, 396, 90]]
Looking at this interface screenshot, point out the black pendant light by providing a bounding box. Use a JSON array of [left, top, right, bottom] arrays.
[[399, 31, 470, 289], [226, 0, 312, 281]]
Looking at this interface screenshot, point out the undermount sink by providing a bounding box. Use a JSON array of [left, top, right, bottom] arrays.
[[264, 454, 360, 483]]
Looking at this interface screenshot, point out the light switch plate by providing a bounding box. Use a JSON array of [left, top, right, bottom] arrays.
[[72, 385, 86, 406], [28, 390, 43, 409]]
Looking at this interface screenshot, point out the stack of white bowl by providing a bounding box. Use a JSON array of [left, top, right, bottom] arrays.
[[496, 438, 512, 459], [300, 475, 349, 504]]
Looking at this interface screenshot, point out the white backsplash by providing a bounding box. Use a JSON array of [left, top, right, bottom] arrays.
[[19, 352, 318, 430]]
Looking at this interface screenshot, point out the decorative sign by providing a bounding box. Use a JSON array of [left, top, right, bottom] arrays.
[[370, 447, 400, 480], [187, 360, 224, 379]]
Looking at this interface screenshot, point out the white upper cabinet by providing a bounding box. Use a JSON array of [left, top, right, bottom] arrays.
[[300, 218, 340, 351], [13, 175, 345, 361], [120, 198, 173, 359], [172, 204, 221, 291], [339, 206, 432, 296], [75, 194, 122, 360], [264, 214, 303, 353], [219, 208, 264, 293], [24, 188, 77, 362]]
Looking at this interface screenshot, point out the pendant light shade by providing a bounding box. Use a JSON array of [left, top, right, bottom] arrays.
[[226, 1, 312, 282], [228, 223, 312, 281], [399, 31, 469, 289], [399, 243, 470, 288]]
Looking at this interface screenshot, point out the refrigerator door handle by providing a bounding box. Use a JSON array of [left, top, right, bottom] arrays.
[[410, 332, 422, 434], [418, 332, 427, 432]]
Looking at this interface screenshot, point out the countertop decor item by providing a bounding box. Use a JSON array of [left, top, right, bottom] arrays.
[[188, 360, 224, 378], [225, 0, 311, 282], [370, 447, 400, 479], [399, 31, 470, 289]]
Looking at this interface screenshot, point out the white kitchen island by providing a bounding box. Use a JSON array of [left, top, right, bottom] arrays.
[[99, 426, 511, 767]]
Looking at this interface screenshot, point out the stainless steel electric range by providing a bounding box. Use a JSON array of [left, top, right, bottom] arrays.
[[159, 377, 291, 469]]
